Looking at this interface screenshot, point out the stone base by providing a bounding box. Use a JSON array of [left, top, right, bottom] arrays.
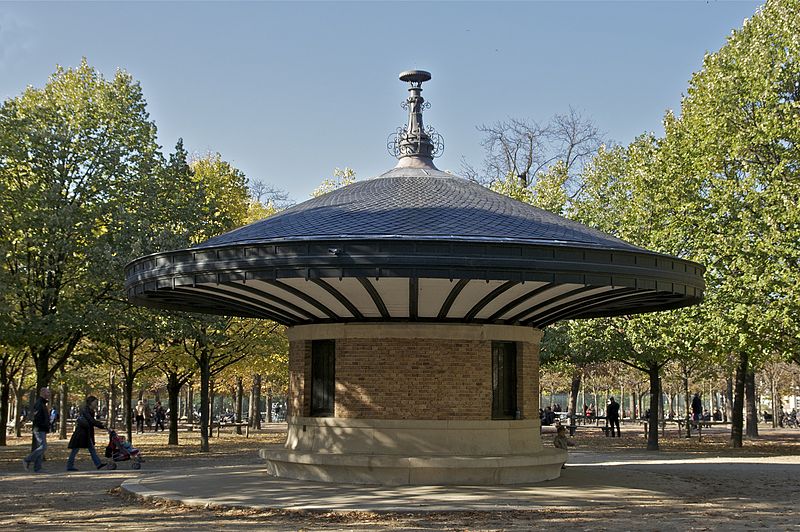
[[260, 448, 566, 485], [261, 417, 566, 485]]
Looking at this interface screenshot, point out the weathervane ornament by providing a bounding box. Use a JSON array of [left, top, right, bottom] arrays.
[[387, 70, 444, 163]]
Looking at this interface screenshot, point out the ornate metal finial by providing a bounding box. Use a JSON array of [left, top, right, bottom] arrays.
[[387, 70, 444, 166]]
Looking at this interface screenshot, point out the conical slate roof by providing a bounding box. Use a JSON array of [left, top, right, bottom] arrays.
[[125, 71, 704, 327], [196, 167, 644, 251]]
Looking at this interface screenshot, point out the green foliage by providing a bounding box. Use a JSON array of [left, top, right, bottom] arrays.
[[0, 59, 161, 387], [311, 167, 356, 197], [0, 59, 289, 405], [657, 0, 800, 366], [187, 153, 251, 244]]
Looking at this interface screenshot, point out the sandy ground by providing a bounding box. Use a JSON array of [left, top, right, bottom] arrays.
[[1, 424, 799, 531]]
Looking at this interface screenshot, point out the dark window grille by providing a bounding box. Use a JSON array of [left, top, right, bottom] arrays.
[[310, 339, 335, 416], [492, 341, 517, 419]]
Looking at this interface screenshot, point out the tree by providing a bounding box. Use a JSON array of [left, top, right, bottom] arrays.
[[540, 320, 611, 425], [0, 346, 27, 445], [655, 0, 800, 446], [183, 153, 251, 243], [179, 317, 278, 451], [95, 307, 161, 443], [462, 108, 602, 205], [565, 135, 707, 450], [249, 180, 294, 210], [0, 60, 161, 396], [156, 337, 195, 445], [311, 167, 356, 197]]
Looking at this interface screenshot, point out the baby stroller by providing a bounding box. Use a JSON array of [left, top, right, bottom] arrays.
[[104, 430, 142, 470]]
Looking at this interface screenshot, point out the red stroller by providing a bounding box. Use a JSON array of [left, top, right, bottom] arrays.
[[104, 430, 142, 470]]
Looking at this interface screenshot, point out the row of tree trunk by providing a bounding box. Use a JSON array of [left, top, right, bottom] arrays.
[[566, 354, 765, 450], [2, 370, 283, 452]]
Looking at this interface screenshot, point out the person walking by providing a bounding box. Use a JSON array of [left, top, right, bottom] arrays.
[[691, 393, 702, 423], [23, 387, 51, 472], [153, 401, 166, 432], [66, 395, 108, 471], [607, 397, 621, 437], [49, 405, 59, 433], [135, 400, 145, 433]]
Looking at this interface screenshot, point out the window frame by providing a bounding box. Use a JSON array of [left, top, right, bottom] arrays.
[[310, 339, 336, 417], [491, 341, 518, 420]]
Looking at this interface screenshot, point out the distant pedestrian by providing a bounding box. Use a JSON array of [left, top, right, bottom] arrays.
[[553, 425, 575, 469], [23, 387, 51, 472], [607, 397, 621, 437], [135, 400, 145, 433], [691, 393, 702, 422], [49, 405, 59, 433], [66, 395, 108, 471], [153, 401, 165, 431]]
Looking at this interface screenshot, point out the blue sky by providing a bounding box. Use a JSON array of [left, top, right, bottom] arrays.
[[0, 1, 762, 201]]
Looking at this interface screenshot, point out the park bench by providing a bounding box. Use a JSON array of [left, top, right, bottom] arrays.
[[640, 419, 679, 437], [675, 419, 730, 441], [183, 421, 251, 438], [216, 421, 250, 438]]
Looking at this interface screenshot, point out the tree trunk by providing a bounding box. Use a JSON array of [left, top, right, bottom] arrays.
[[14, 370, 26, 438], [208, 380, 215, 439], [178, 385, 184, 420], [59, 380, 68, 440], [0, 374, 9, 446], [683, 373, 692, 437], [251, 374, 262, 429], [724, 375, 733, 423], [647, 364, 660, 451], [187, 384, 194, 425], [199, 350, 211, 452], [568, 371, 581, 426], [770, 377, 778, 429], [745, 368, 759, 438], [235, 377, 243, 435], [166, 373, 181, 446], [730, 352, 747, 448], [124, 375, 134, 443], [248, 377, 256, 427], [638, 390, 644, 420], [108, 371, 117, 430]]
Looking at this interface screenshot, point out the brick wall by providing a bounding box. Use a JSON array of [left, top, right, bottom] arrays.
[[518, 341, 540, 419], [334, 337, 491, 420], [288, 332, 541, 421], [288, 340, 311, 417]]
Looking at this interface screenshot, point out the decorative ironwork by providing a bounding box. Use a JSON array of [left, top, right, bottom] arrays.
[[425, 125, 444, 157], [387, 69, 444, 160]]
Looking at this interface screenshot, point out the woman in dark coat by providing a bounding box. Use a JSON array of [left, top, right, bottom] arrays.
[[66, 395, 107, 471]]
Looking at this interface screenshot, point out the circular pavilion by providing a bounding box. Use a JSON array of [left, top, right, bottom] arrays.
[[124, 70, 705, 485]]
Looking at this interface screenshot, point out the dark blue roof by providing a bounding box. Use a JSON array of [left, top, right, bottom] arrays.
[[197, 167, 643, 252]]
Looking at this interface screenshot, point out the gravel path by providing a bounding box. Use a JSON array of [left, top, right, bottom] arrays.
[[2, 427, 799, 530]]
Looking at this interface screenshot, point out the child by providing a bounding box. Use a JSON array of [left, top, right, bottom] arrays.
[[553, 425, 575, 469]]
